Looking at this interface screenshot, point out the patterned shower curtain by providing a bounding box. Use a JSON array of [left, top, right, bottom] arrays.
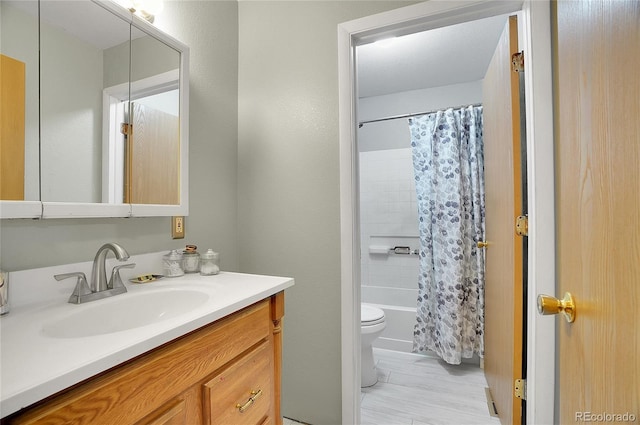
[[409, 105, 485, 365]]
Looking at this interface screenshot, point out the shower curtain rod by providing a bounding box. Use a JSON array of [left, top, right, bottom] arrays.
[[358, 102, 482, 128]]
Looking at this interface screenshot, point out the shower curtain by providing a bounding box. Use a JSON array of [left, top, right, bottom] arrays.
[[409, 105, 485, 365]]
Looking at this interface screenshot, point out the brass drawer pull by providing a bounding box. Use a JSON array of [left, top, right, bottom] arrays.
[[236, 389, 262, 413]]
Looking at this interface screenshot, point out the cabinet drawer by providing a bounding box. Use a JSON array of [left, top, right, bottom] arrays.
[[204, 341, 273, 425], [136, 398, 186, 425], [259, 417, 273, 425]]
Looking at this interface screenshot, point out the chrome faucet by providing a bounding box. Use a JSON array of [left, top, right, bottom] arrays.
[[55, 243, 135, 304], [91, 243, 130, 292]]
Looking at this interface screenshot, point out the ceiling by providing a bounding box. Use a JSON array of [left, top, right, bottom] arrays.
[[6, 0, 138, 50], [356, 13, 511, 98], [8, 1, 510, 97]]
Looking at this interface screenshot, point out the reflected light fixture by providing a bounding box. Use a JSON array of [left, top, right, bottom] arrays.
[[373, 37, 398, 48], [131, 0, 164, 23]]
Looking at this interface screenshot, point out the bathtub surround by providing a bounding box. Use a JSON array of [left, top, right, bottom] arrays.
[[359, 148, 419, 352]]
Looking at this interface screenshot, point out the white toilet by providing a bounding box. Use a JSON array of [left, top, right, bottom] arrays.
[[361, 304, 386, 387]]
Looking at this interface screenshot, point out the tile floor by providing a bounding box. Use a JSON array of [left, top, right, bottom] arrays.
[[283, 348, 499, 425], [360, 348, 500, 425]]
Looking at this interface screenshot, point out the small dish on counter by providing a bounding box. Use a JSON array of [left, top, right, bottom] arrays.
[[129, 274, 164, 284]]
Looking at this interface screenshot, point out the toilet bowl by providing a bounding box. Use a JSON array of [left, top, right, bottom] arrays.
[[361, 304, 386, 387]]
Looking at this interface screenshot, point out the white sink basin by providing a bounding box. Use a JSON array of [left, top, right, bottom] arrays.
[[42, 289, 209, 338]]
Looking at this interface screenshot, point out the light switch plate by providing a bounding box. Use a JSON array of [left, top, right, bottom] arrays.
[[172, 216, 185, 239]]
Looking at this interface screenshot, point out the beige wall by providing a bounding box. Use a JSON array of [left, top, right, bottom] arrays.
[[237, 2, 417, 423], [0, 1, 240, 272]]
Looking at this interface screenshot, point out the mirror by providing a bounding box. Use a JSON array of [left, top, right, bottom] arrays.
[[39, 0, 132, 203], [0, 0, 189, 218]]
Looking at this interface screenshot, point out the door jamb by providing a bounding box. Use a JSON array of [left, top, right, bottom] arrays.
[[337, 1, 556, 423]]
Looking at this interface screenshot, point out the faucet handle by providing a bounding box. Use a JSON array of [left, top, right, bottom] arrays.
[[109, 263, 136, 290], [54, 272, 91, 304]]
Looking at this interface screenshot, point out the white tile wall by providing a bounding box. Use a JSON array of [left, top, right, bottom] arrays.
[[359, 149, 418, 240], [360, 148, 420, 351], [360, 148, 419, 292]]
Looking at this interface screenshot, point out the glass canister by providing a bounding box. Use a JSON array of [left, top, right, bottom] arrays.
[[200, 249, 220, 276], [0, 269, 9, 315], [162, 250, 184, 277], [182, 245, 200, 273]]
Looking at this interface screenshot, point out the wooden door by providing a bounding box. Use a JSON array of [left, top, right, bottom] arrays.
[[554, 0, 639, 422], [126, 102, 180, 204], [1, 54, 25, 200], [482, 16, 524, 425]]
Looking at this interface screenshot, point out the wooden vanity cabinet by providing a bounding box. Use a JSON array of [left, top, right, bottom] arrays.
[[4, 293, 285, 425]]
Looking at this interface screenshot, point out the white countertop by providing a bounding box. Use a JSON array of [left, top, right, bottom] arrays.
[[0, 259, 293, 418]]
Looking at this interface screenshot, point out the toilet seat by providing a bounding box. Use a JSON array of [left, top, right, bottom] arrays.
[[361, 304, 385, 327]]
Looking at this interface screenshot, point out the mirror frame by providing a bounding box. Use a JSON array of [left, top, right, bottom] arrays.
[[0, 0, 189, 219]]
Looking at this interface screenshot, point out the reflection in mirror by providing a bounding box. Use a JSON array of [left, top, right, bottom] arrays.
[[1, 0, 39, 201], [126, 25, 181, 205], [1, 0, 188, 218], [39, 0, 131, 203]]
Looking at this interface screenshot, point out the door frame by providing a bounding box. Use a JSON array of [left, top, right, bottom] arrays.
[[337, 1, 556, 424]]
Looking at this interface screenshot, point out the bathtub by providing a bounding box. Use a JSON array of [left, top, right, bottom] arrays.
[[361, 262, 481, 365], [361, 240, 420, 353]]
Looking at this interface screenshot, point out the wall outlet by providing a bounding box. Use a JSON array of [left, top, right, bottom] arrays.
[[172, 216, 185, 239]]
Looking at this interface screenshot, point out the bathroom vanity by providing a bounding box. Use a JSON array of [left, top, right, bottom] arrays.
[[0, 254, 294, 425]]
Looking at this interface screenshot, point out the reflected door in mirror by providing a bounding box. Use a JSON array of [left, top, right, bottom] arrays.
[[128, 26, 181, 205], [1, 54, 25, 200], [125, 101, 179, 204]]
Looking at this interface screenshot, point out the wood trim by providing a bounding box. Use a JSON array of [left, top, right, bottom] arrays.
[[271, 291, 285, 324], [271, 291, 284, 425]]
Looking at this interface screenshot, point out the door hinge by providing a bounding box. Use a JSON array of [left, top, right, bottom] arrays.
[[515, 215, 528, 237], [511, 51, 524, 73], [120, 122, 132, 136], [514, 378, 527, 400]]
